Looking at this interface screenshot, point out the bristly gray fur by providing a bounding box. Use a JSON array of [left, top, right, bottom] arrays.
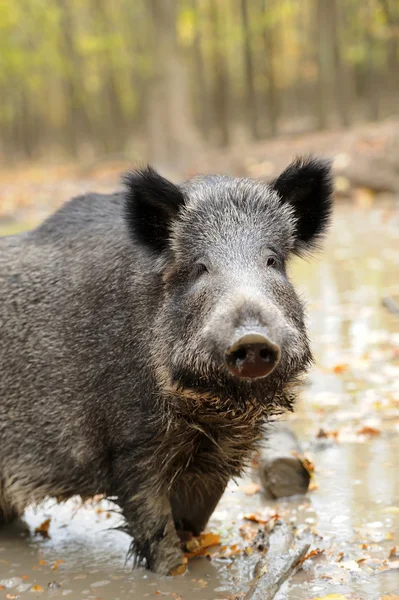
[[0, 156, 333, 574]]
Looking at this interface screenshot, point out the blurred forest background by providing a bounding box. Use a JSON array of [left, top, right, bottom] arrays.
[[1, 0, 399, 168], [1, 0, 399, 226]]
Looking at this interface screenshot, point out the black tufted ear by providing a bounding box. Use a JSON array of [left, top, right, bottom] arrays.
[[271, 156, 333, 253], [123, 167, 186, 253]]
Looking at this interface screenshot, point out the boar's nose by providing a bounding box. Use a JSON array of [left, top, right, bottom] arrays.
[[225, 332, 280, 379]]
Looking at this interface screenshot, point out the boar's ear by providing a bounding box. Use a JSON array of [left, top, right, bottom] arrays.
[[123, 166, 186, 252], [271, 156, 333, 252]]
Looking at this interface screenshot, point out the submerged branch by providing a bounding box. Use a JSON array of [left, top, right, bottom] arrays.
[[244, 521, 310, 600]]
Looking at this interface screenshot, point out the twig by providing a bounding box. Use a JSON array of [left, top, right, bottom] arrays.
[[382, 296, 399, 317], [244, 521, 310, 600]]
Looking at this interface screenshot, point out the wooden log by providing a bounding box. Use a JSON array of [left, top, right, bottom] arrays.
[[259, 426, 310, 498], [244, 520, 310, 600]]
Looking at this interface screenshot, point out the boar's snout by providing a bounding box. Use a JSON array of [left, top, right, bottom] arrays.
[[225, 332, 281, 379]]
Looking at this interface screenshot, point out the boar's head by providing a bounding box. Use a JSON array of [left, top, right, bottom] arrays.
[[124, 157, 333, 415]]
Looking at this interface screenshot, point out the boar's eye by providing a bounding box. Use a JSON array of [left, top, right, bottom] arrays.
[[191, 262, 209, 278], [266, 256, 277, 267]]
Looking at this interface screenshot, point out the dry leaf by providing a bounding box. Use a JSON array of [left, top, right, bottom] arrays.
[[170, 563, 187, 576], [243, 513, 277, 525], [379, 560, 399, 572], [30, 585, 44, 592], [52, 559, 65, 570], [389, 546, 397, 558], [357, 425, 380, 436], [170, 556, 188, 576], [301, 548, 324, 564], [316, 428, 339, 439], [185, 532, 220, 553], [34, 518, 51, 538], [291, 450, 315, 476], [312, 595, 348, 600], [333, 364, 349, 374]]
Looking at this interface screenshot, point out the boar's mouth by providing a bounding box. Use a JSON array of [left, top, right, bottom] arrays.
[[169, 361, 300, 416]]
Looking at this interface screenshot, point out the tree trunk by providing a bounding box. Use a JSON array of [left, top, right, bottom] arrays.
[[261, 0, 279, 137], [330, 0, 351, 127], [191, 0, 210, 140], [240, 0, 259, 139], [147, 0, 202, 170], [210, 0, 230, 147], [315, 0, 330, 130]]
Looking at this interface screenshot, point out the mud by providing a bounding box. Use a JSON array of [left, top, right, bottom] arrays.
[[1, 199, 398, 599]]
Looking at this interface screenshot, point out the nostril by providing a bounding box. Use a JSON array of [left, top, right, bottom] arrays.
[[232, 347, 247, 361], [259, 347, 275, 362]]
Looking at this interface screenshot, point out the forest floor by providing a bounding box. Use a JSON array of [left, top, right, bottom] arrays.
[[1, 118, 399, 231], [0, 122, 399, 600]]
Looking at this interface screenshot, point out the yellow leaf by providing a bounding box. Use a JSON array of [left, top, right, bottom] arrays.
[[312, 595, 348, 600], [34, 518, 51, 538], [30, 586, 44, 593]]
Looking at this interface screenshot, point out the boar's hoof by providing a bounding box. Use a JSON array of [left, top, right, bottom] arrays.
[[150, 546, 186, 576], [225, 332, 280, 379]]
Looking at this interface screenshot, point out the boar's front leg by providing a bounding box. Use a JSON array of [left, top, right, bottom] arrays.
[[171, 476, 227, 537], [114, 467, 184, 575]]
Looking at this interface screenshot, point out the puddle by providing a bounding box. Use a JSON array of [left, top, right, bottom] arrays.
[[1, 200, 399, 599]]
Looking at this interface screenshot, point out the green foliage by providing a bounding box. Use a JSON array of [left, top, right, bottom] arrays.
[[0, 0, 397, 160]]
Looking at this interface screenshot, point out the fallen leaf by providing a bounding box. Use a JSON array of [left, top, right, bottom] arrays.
[[34, 518, 51, 538], [243, 513, 277, 525], [333, 364, 349, 374], [52, 559, 65, 570], [339, 559, 360, 571], [170, 562, 187, 576], [357, 425, 381, 436], [185, 532, 220, 554], [312, 595, 348, 600], [336, 551, 344, 562], [30, 585, 44, 592], [389, 546, 398, 558], [38, 559, 47, 566], [291, 451, 315, 476], [316, 428, 339, 439], [301, 548, 324, 564], [239, 482, 261, 496], [220, 543, 242, 558]]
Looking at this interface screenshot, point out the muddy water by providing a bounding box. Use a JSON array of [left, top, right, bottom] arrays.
[[1, 201, 399, 600]]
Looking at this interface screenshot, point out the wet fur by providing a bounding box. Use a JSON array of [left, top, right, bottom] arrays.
[[0, 157, 332, 574]]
